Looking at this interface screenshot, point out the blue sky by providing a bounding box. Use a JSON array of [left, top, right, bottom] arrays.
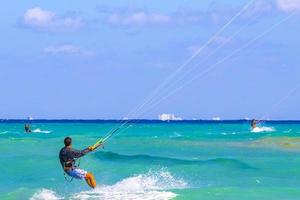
[[0, 0, 300, 119]]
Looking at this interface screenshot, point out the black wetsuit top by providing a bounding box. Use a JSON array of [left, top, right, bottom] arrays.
[[251, 120, 257, 128], [24, 124, 31, 132], [59, 147, 90, 169]]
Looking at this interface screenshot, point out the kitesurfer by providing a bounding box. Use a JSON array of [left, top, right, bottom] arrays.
[[59, 137, 102, 188], [251, 119, 258, 129], [24, 124, 31, 133]]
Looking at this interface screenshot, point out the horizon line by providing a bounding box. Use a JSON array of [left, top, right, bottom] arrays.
[[1, 118, 300, 122]]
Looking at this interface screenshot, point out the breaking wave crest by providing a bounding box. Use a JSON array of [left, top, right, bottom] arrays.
[[32, 129, 52, 134], [30, 169, 186, 200], [251, 126, 275, 133], [30, 189, 62, 200], [71, 169, 186, 200]]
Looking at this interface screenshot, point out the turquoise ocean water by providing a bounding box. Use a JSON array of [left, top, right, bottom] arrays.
[[1, 120, 300, 200]]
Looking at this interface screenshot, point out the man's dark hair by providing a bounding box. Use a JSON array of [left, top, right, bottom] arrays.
[[64, 137, 72, 146]]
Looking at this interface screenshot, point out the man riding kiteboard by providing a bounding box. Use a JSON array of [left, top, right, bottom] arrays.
[[59, 137, 102, 188]]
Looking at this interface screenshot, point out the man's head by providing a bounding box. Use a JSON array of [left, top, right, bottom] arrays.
[[64, 137, 72, 147]]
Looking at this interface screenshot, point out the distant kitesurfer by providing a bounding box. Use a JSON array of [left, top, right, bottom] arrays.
[[59, 137, 102, 188], [251, 119, 258, 129], [24, 124, 31, 133]]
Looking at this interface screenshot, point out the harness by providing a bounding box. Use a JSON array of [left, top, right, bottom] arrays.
[[63, 158, 81, 182]]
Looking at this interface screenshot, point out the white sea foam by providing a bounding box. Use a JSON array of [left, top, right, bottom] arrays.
[[71, 190, 176, 200], [251, 126, 275, 133], [70, 169, 186, 200], [32, 129, 51, 134], [30, 189, 62, 200], [29, 170, 185, 200]]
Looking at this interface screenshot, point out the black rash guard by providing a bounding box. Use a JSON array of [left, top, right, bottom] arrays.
[[59, 146, 90, 169]]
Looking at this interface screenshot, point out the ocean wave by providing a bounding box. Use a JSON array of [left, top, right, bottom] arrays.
[[0, 131, 8, 135], [32, 129, 52, 134], [251, 126, 275, 133], [95, 151, 255, 169], [70, 169, 184, 200], [30, 189, 62, 200], [283, 129, 292, 133]]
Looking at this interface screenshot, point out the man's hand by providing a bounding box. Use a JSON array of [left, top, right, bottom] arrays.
[[88, 143, 103, 152], [88, 146, 94, 151]]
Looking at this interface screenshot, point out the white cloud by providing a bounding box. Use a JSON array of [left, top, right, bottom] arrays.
[[106, 1, 300, 28], [23, 7, 55, 26], [242, 0, 274, 17], [277, 0, 300, 12], [108, 11, 209, 26], [108, 12, 171, 26], [43, 44, 94, 56], [22, 7, 83, 32]]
